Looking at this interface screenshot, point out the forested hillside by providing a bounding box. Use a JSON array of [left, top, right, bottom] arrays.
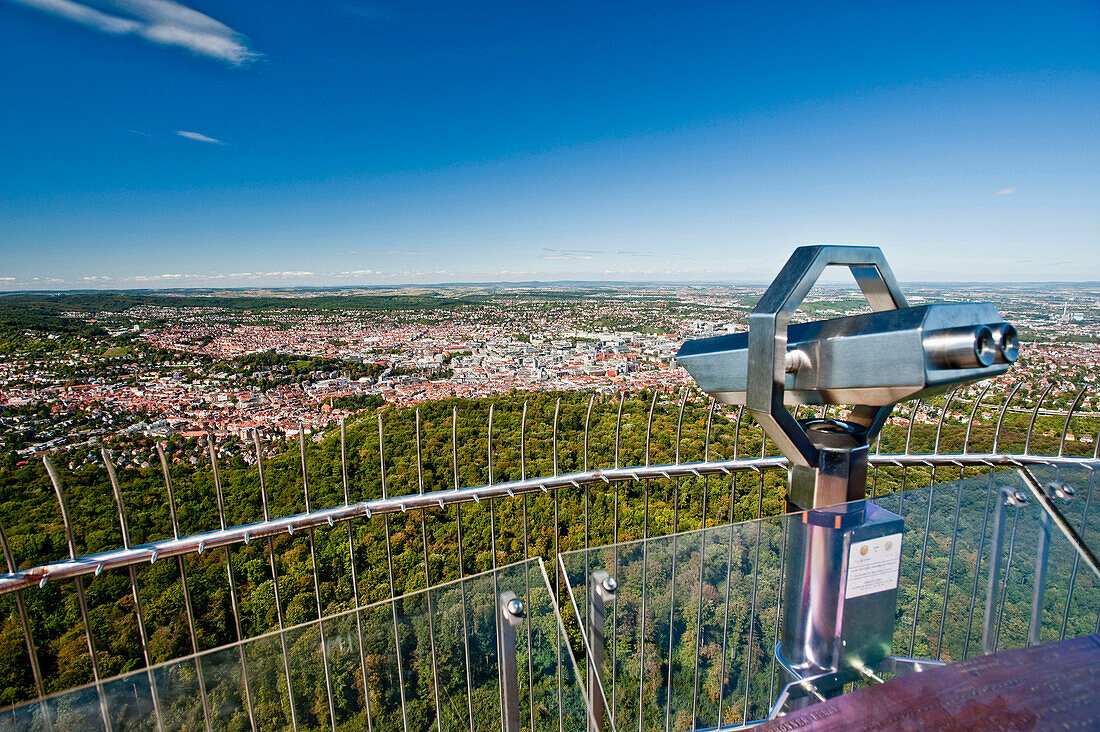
[[0, 387, 1095, 725]]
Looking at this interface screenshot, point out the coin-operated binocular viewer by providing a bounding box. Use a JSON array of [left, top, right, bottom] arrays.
[[678, 246, 1018, 709]]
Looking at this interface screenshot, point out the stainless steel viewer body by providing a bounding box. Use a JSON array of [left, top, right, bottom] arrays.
[[678, 245, 1018, 716], [677, 302, 1015, 408]]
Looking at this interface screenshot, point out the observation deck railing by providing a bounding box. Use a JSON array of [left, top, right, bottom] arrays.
[[561, 462, 1100, 730], [0, 379, 1097, 730]]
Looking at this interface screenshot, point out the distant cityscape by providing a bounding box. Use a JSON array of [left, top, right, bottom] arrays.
[[1, 282, 1097, 469]]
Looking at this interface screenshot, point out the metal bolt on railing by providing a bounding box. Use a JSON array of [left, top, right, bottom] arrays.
[[498, 590, 525, 732]]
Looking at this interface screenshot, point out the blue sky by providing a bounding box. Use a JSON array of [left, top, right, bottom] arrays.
[[1, 0, 1098, 290]]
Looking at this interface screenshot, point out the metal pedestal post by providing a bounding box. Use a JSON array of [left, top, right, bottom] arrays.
[[776, 420, 905, 710]]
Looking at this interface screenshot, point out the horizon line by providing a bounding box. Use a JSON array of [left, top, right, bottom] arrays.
[[3, 278, 1100, 295]]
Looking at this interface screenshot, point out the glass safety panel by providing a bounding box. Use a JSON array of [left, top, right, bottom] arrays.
[[1, 558, 592, 732], [560, 461, 1100, 731]]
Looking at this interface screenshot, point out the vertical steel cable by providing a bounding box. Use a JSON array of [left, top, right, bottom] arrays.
[[971, 381, 1025, 657], [974, 385, 1024, 654], [869, 402, 884, 499], [415, 410, 444, 730], [935, 475, 965, 661], [156, 444, 212, 732], [742, 432, 767, 723], [102, 450, 165, 732], [910, 482, 935, 659], [991, 382, 1023, 454], [755, 430, 767, 522], [519, 400, 535, 732], [663, 389, 688, 732], [1059, 387, 1088, 457], [674, 388, 687, 481], [339, 422, 374, 731], [935, 382, 994, 657], [769, 393, 807, 703], [583, 394, 594, 639], [615, 394, 625, 471], [0, 522, 50, 730], [962, 469, 998, 660], [962, 381, 994, 457], [732, 406, 744, 461], [1060, 438, 1097, 641], [298, 430, 338, 731], [452, 407, 475, 732], [644, 390, 658, 532], [689, 398, 715, 729], [378, 414, 411, 732], [637, 390, 657, 732], [43, 456, 112, 732], [992, 503, 1022, 653], [1094, 429, 1100, 633], [898, 397, 922, 503], [487, 404, 505, 732], [909, 390, 955, 657], [932, 390, 955, 459], [486, 400, 495, 572], [715, 405, 743, 728], [889, 397, 924, 541], [207, 438, 258, 732], [611, 392, 625, 725], [252, 432, 299, 731], [552, 397, 563, 732], [1024, 382, 1056, 455], [766, 517, 788, 710], [488, 407, 499, 576]]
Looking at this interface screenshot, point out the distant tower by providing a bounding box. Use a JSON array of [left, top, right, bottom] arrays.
[[1062, 303, 1069, 322]]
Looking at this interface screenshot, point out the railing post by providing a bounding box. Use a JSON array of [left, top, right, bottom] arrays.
[[983, 487, 1027, 654], [588, 571, 617, 732], [1030, 480, 1076, 646], [498, 591, 525, 732], [1030, 508, 1052, 647]]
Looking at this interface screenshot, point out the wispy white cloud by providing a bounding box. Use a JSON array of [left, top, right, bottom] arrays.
[[996, 187, 1018, 196], [540, 247, 598, 261], [129, 273, 210, 281], [127, 271, 315, 282], [381, 270, 449, 278], [177, 130, 223, 144], [543, 246, 600, 255], [8, 0, 260, 66]]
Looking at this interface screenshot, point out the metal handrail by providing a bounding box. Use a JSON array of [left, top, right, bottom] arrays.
[[1, 451, 1094, 596]]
